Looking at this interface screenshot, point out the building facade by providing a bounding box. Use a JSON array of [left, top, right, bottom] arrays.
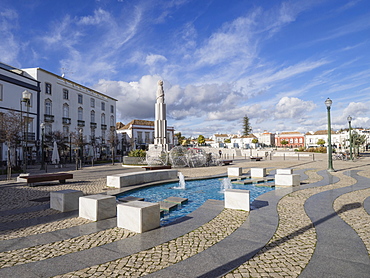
[[0, 62, 117, 165], [275, 132, 305, 148], [0, 62, 41, 165], [117, 119, 174, 154]]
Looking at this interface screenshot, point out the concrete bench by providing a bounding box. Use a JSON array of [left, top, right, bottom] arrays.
[[142, 165, 172, 171], [107, 169, 178, 188], [250, 168, 266, 178], [117, 201, 160, 233], [224, 189, 250, 211], [228, 167, 242, 177], [50, 189, 83, 212], [23, 173, 73, 186], [79, 195, 116, 221], [275, 174, 300, 187]]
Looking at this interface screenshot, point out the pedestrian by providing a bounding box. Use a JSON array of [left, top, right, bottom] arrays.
[[219, 150, 222, 158]]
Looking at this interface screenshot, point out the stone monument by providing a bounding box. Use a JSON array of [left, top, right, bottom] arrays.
[[151, 80, 168, 151]]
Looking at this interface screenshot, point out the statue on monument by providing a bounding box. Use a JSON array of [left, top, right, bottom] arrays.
[[156, 80, 164, 103]]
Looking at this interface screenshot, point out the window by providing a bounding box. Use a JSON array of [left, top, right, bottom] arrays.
[[145, 132, 150, 143], [63, 89, 69, 99], [91, 110, 95, 122], [78, 94, 83, 104], [110, 115, 114, 127], [110, 105, 114, 113], [45, 124, 52, 135], [78, 107, 83, 121], [101, 113, 105, 125], [90, 98, 95, 108], [101, 102, 105, 111], [63, 125, 69, 135], [45, 99, 52, 115], [0, 84, 3, 100], [137, 132, 143, 143], [101, 130, 106, 143], [63, 104, 69, 118], [45, 83, 52, 94]]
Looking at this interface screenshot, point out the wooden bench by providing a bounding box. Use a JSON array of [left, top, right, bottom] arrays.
[[250, 157, 263, 161], [23, 173, 73, 187], [142, 165, 172, 171]]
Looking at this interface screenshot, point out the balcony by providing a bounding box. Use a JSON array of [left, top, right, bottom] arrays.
[[101, 124, 107, 130], [77, 120, 85, 127], [62, 117, 71, 125], [44, 114, 54, 123], [90, 122, 97, 129], [23, 132, 36, 142]]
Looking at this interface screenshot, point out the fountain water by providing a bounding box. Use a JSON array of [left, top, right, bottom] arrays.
[[173, 172, 186, 189], [220, 178, 233, 192]]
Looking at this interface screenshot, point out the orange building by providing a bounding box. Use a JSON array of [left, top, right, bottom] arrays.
[[275, 132, 305, 148]]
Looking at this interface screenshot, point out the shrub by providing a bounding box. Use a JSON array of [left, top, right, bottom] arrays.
[[128, 149, 146, 157]]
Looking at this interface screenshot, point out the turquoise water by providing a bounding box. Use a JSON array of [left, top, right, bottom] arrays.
[[116, 177, 274, 225]]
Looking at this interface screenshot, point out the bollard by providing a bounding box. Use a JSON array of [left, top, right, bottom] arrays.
[[298, 153, 300, 160]]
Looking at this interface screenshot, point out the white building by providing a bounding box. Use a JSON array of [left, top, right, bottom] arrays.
[[0, 62, 117, 165], [0, 62, 40, 165], [23, 67, 117, 141], [117, 119, 174, 154]]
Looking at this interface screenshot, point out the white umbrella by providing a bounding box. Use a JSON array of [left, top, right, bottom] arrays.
[[51, 141, 60, 164]]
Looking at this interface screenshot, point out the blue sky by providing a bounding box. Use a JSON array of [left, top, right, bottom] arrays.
[[1, 0, 370, 137]]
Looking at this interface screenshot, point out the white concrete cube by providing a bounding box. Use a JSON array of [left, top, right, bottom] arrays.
[[250, 168, 266, 178], [275, 174, 300, 187], [228, 167, 242, 177], [79, 195, 116, 221], [117, 201, 160, 233], [224, 189, 250, 211], [50, 189, 83, 212], [276, 168, 293, 175]]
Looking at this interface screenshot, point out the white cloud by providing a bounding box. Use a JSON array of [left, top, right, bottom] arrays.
[[145, 54, 167, 66], [0, 8, 20, 64], [274, 97, 316, 119]]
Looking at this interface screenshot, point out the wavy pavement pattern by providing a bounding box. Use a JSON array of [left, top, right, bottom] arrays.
[[226, 170, 357, 277], [54, 209, 248, 277]]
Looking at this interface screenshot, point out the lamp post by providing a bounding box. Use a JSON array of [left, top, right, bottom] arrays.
[[325, 98, 335, 172], [40, 123, 45, 170], [347, 115, 353, 160], [21, 90, 31, 173], [79, 129, 83, 169]]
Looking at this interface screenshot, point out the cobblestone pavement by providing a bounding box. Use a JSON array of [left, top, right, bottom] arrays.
[[0, 216, 91, 240], [333, 187, 370, 254], [1, 155, 370, 277], [1, 227, 136, 269], [225, 170, 358, 278], [54, 209, 248, 277]]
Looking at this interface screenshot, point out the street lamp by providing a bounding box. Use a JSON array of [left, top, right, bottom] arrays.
[[21, 90, 31, 173], [79, 129, 83, 169], [347, 115, 353, 160], [40, 123, 45, 170], [325, 98, 335, 172]]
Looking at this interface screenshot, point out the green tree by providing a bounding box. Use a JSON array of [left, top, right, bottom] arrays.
[[251, 138, 258, 144], [316, 139, 325, 146], [197, 135, 206, 145], [242, 115, 252, 136], [224, 138, 231, 143], [175, 132, 186, 145], [281, 139, 288, 147]]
